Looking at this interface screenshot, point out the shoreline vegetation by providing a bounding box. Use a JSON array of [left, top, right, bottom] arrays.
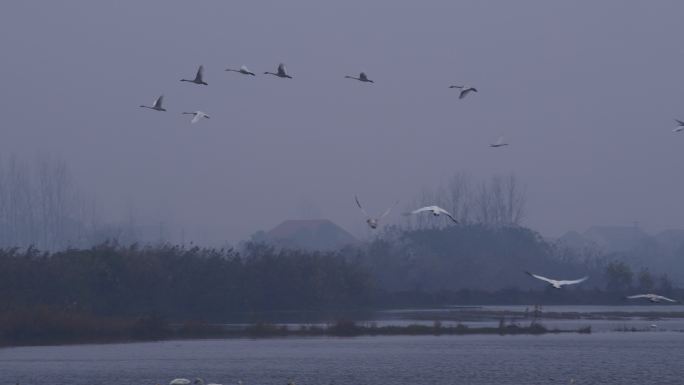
[[0, 312, 591, 348], [4, 305, 683, 348], [0, 241, 681, 348]]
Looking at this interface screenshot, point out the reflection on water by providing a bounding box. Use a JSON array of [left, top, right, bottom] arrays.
[[2, 333, 683, 385]]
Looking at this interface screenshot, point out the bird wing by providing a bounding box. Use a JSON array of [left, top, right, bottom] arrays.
[[278, 63, 286, 75], [433, 206, 457, 220], [443, 211, 459, 224], [626, 294, 651, 299], [191, 113, 201, 124], [657, 295, 677, 302], [676, 119, 684, 126], [240, 65, 250, 72], [449, 85, 463, 89], [170, 380, 191, 385], [525, 271, 557, 285], [359, 72, 368, 81], [410, 206, 436, 215], [153, 95, 164, 108], [558, 276, 588, 286], [380, 201, 399, 219], [354, 195, 369, 217], [196, 65, 204, 81]]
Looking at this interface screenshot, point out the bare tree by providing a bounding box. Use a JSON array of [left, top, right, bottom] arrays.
[[7, 156, 36, 246], [0, 154, 105, 250], [36, 156, 75, 248], [408, 172, 527, 230], [474, 174, 526, 227], [444, 172, 473, 224], [504, 174, 526, 225], [474, 179, 494, 225]]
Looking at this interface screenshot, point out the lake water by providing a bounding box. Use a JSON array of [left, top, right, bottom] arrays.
[[2, 333, 683, 385]]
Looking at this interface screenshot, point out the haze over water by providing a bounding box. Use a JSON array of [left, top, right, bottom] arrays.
[[2, 2, 684, 384], [2, 1, 684, 243]]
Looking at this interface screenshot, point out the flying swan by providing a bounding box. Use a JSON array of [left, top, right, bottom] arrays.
[[264, 63, 292, 79], [345, 72, 374, 83], [626, 294, 678, 303], [182, 111, 210, 124], [181, 65, 208, 85], [403, 206, 458, 224], [140, 95, 166, 111], [490, 136, 509, 148], [525, 271, 588, 289], [449, 85, 477, 99], [226, 65, 256, 76], [355, 195, 397, 229]]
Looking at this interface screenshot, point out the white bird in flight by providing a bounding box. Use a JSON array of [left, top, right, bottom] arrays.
[[355, 195, 397, 229], [404, 205, 458, 224], [626, 294, 678, 303], [182, 111, 210, 124], [226, 65, 256, 76], [345, 72, 374, 83], [264, 63, 292, 79], [140, 95, 166, 112], [181, 65, 208, 85], [170, 379, 191, 385], [674, 119, 684, 132], [449, 85, 477, 99], [490, 136, 509, 148], [525, 271, 588, 289]]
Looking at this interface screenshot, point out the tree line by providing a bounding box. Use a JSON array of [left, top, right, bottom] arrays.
[[0, 242, 373, 320], [0, 225, 677, 321], [1, 224, 681, 346]]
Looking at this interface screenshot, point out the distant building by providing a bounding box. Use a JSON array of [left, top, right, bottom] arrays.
[[265, 219, 358, 251]]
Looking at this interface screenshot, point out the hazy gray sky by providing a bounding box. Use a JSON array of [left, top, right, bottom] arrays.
[[2, 1, 684, 243]]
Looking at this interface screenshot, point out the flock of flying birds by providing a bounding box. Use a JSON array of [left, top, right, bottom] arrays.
[[523, 272, 676, 303], [140, 62, 679, 305], [138, 63, 503, 139]]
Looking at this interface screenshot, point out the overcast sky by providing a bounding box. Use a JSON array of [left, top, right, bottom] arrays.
[[1, 1, 684, 243]]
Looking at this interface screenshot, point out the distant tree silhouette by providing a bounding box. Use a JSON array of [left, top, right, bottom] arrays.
[[637, 268, 655, 291], [405, 172, 526, 229], [605, 261, 633, 291]]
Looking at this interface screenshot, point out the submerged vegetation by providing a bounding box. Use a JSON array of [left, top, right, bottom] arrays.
[[0, 312, 589, 347], [243, 320, 590, 338]]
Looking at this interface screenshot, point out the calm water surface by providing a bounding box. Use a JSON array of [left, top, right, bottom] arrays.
[[2, 333, 683, 385]]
